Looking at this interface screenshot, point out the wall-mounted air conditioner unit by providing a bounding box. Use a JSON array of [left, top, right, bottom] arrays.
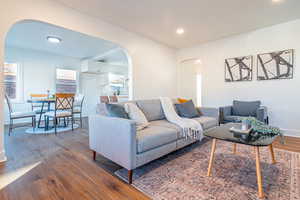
[[81, 59, 106, 74]]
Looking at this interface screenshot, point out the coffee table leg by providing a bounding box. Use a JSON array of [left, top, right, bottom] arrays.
[[233, 143, 237, 154], [207, 138, 217, 177], [255, 146, 264, 198], [269, 144, 276, 164]]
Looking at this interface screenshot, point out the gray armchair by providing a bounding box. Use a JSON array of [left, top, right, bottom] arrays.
[[219, 100, 268, 124]]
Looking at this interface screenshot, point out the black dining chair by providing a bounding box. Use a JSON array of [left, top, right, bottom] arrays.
[[30, 94, 48, 114], [44, 93, 75, 134]]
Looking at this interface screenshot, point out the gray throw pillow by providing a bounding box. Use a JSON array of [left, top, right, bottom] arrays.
[[232, 100, 261, 117], [136, 99, 165, 121], [106, 104, 129, 119], [175, 100, 200, 118]]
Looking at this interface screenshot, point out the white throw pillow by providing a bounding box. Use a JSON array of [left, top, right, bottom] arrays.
[[124, 103, 149, 130]]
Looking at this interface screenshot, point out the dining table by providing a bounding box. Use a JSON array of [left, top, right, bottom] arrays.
[[27, 98, 56, 128]]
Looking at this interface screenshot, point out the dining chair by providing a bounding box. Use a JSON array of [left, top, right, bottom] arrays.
[[5, 94, 36, 136], [109, 95, 118, 102], [44, 93, 75, 134], [73, 94, 85, 128], [30, 94, 48, 114], [100, 96, 109, 103]]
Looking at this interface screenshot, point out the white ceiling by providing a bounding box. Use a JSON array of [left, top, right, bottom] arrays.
[[5, 21, 122, 60], [55, 0, 300, 48]]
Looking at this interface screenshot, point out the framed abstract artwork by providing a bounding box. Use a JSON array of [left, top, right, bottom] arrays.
[[225, 55, 253, 82], [257, 49, 294, 80]]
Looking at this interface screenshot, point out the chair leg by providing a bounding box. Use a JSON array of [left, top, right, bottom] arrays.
[[80, 113, 83, 128], [9, 119, 13, 136], [44, 116, 47, 131], [47, 116, 49, 131], [33, 116, 36, 131], [128, 170, 133, 184], [64, 117, 67, 127], [54, 117, 57, 135], [93, 150, 96, 161], [71, 115, 74, 131]]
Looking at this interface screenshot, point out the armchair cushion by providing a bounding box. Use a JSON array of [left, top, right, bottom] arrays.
[[223, 115, 241, 123], [232, 100, 261, 117], [256, 106, 268, 122]]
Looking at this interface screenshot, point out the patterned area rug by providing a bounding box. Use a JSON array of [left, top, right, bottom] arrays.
[[115, 138, 300, 200]]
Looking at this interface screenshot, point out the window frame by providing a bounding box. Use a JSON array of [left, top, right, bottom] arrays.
[[3, 62, 24, 103], [55, 68, 78, 94]]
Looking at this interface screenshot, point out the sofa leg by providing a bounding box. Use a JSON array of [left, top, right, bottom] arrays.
[[93, 150, 96, 161], [128, 170, 133, 184]]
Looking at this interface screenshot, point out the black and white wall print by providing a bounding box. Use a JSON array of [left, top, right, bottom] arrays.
[[257, 49, 294, 80], [225, 56, 253, 82]]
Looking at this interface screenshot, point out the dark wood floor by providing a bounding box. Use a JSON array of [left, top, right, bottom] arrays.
[[0, 119, 299, 200], [0, 118, 149, 200], [273, 135, 300, 153]]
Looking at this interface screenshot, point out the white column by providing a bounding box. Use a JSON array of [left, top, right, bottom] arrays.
[[0, 29, 7, 162]]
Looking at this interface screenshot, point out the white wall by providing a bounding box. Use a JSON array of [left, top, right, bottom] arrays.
[[4, 46, 81, 124], [4, 47, 129, 124], [0, 0, 178, 161], [177, 19, 300, 137], [80, 67, 129, 117]]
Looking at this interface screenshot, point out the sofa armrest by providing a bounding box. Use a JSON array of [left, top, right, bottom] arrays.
[[256, 106, 268, 122], [219, 106, 232, 123], [89, 115, 137, 170], [198, 107, 219, 120]]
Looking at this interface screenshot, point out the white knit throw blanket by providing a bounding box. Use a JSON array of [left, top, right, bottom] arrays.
[[160, 97, 203, 140]]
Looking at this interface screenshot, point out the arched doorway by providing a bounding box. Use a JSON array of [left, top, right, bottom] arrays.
[[3, 20, 133, 136], [178, 58, 203, 106]]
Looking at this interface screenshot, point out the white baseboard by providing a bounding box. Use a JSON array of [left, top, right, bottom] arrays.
[[281, 129, 300, 138], [0, 150, 7, 163]]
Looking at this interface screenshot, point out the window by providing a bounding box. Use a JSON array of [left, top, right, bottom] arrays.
[[56, 69, 77, 93], [4, 63, 18, 99]]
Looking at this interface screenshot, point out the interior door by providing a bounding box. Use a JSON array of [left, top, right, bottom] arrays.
[[178, 59, 202, 106]]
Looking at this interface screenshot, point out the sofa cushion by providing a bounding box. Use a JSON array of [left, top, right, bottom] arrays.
[[136, 99, 165, 121], [124, 103, 149, 130], [232, 100, 261, 117], [136, 126, 177, 153], [193, 116, 218, 130], [105, 104, 129, 119], [224, 115, 241, 123], [175, 100, 200, 118], [150, 120, 181, 133]]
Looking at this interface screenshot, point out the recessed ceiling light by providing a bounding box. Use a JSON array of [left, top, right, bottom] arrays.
[[272, 0, 283, 3], [47, 36, 62, 43], [176, 28, 185, 35], [195, 59, 202, 64]]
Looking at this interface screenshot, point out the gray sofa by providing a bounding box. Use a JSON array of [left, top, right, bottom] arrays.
[[89, 99, 219, 183], [219, 100, 268, 124]]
